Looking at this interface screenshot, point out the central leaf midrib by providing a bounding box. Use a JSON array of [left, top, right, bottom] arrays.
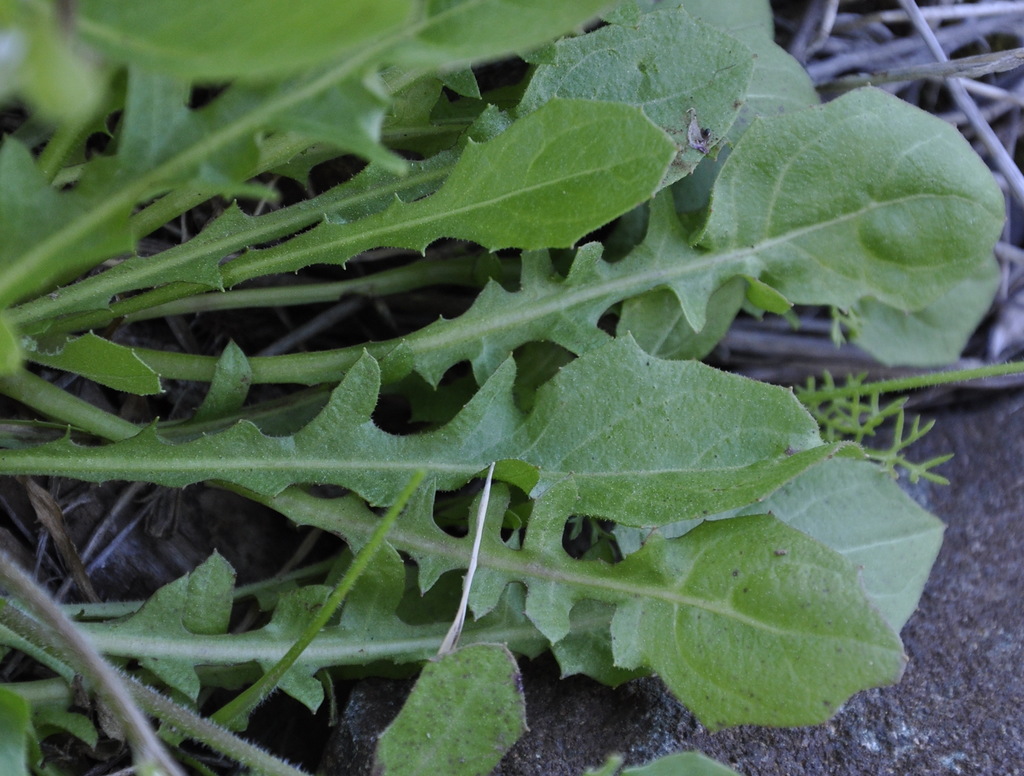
[[404, 194, 933, 356]]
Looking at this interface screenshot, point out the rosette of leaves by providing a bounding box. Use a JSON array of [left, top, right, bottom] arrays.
[[0, 0, 1003, 773]]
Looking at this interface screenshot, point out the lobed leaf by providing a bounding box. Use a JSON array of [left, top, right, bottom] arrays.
[[12, 152, 456, 330], [123, 87, 1002, 388], [221, 98, 677, 284], [266, 478, 906, 729], [92, 553, 237, 700], [0, 339, 839, 528], [77, 580, 552, 699]]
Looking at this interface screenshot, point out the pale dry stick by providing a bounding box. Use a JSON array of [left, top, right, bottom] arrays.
[[938, 95, 1024, 135], [789, 0, 839, 61], [18, 477, 100, 603], [996, 241, 1024, 266], [962, 80, 1024, 111], [806, 15, 1014, 83], [437, 462, 495, 657], [897, 0, 1024, 210], [0, 546, 186, 776], [819, 47, 1024, 91], [840, 1, 1024, 30], [77, 482, 150, 575]]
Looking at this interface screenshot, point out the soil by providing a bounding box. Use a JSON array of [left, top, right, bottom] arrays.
[[321, 390, 1024, 776]]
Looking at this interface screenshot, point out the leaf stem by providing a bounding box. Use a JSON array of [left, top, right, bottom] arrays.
[[0, 548, 185, 776], [210, 470, 426, 729], [128, 133, 317, 241], [0, 582, 314, 776], [127, 677, 313, 776], [123, 254, 490, 323], [0, 370, 141, 441]]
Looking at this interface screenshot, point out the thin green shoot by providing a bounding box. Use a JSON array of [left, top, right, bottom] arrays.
[[797, 359, 1024, 402], [210, 469, 426, 730]]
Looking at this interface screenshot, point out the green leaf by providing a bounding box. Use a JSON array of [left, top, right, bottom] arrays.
[[264, 75, 401, 170], [518, 6, 754, 185], [849, 256, 1001, 366], [223, 98, 676, 284], [743, 275, 792, 314], [395, 0, 616, 67], [440, 67, 481, 99], [692, 88, 1004, 326], [25, 333, 162, 395], [619, 751, 742, 776], [193, 342, 253, 424], [266, 478, 905, 729], [78, 0, 414, 81], [0, 339, 841, 528], [679, 0, 818, 123], [609, 513, 906, 729], [0, 686, 30, 776], [0, 0, 105, 122], [93, 554, 237, 699], [550, 600, 646, 686], [183, 551, 236, 635], [618, 279, 745, 360], [0, 138, 130, 311], [745, 459, 944, 632], [374, 644, 526, 776]]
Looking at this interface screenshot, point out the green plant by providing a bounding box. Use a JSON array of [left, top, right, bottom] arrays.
[[0, 0, 1014, 773]]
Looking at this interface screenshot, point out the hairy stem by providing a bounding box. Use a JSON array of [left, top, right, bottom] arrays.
[[798, 360, 1024, 402], [0, 547, 185, 776]]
